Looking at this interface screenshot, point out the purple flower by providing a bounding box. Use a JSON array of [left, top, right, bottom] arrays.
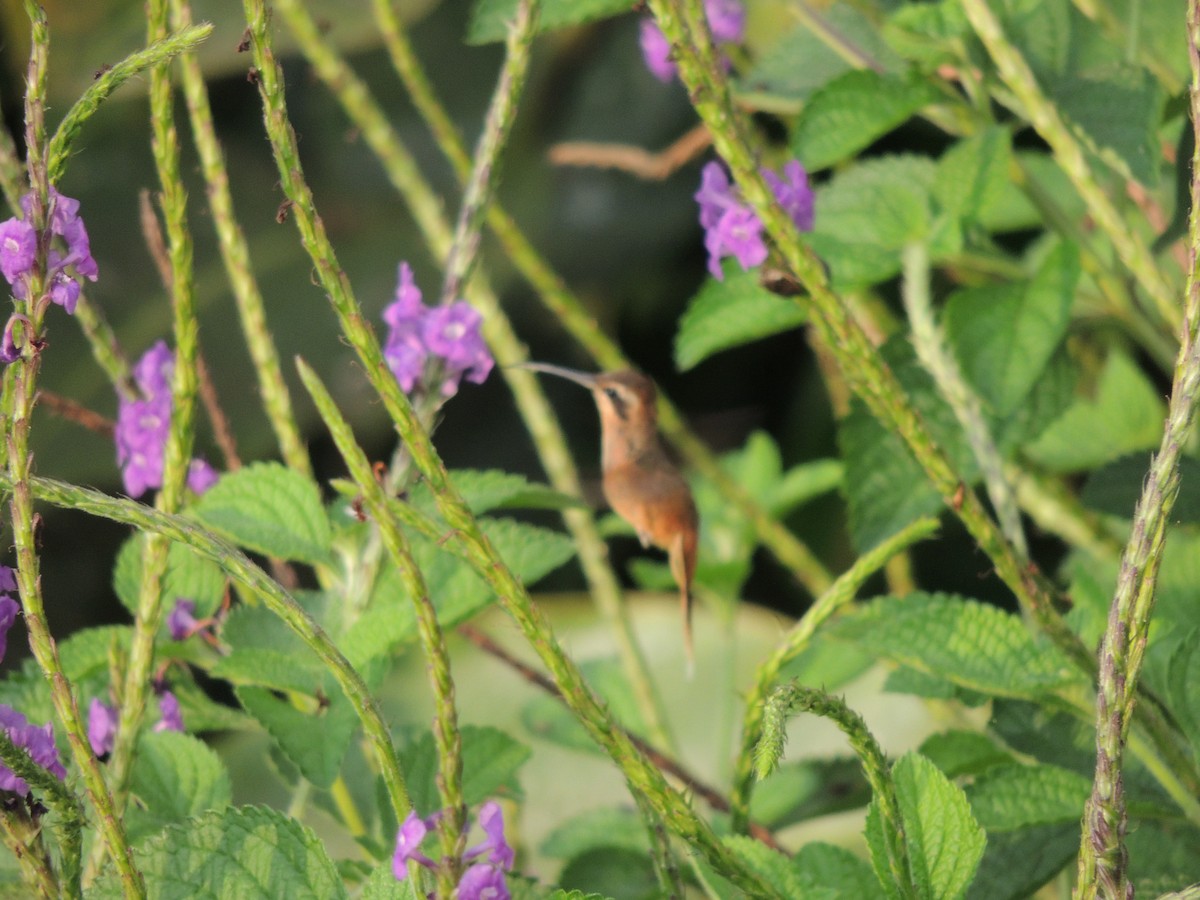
[[695, 160, 815, 279], [463, 801, 515, 869], [87, 698, 117, 757], [456, 864, 509, 900], [393, 811, 437, 880], [0, 705, 65, 794], [0, 596, 18, 664], [639, 20, 675, 83], [115, 342, 217, 498], [0, 566, 16, 594], [154, 691, 183, 733], [167, 598, 198, 641], [187, 459, 219, 495], [381, 263, 494, 397], [639, 0, 745, 82], [0, 219, 36, 284]]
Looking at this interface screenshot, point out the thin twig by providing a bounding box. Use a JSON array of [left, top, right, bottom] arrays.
[[547, 123, 712, 180]]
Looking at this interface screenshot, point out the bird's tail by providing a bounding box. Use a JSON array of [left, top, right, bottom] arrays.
[[682, 585, 695, 681]]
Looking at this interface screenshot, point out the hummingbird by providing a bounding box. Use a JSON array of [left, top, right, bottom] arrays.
[[522, 363, 700, 673]]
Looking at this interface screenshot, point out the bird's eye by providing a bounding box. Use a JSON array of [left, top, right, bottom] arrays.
[[603, 387, 620, 402]]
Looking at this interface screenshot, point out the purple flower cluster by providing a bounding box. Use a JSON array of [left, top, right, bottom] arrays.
[[639, 0, 745, 82], [394, 800, 514, 899], [115, 341, 218, 498], [87, 688, 182, 758], [382, 263, 493, 398], [0, 187, 97, 315], [0, 580, 67, 796], [695, 160, 815, 279]]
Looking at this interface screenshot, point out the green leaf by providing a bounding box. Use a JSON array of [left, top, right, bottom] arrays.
[[864, 799, 903, 900], [361, 863, 420, 899], [520, 658, 648, 755], [401, 726, 530, 815], [966, 763, 1090, 831], [832, 593, 1083, 698], [965, 823, 1077, 900], [340, 518, 575, 667], [467, 0, 634, 44], [808, 156, 937, 288], [793, 843, 883, 899], [113, 536, 226, 618], [411, 469, 582, 516], [1082, 454, 1200, 523], [673, 264, 806, 371], [1051, 67, 1163, 185], [89, 806, 346, 899], [944, 241, 1079, 416], [720, 836, 824, 898], [237, 680, 361, 788], [126, 731, 232, 842], [917, 731, 1014, 779], [739, 8, 903, 108], [893, 752, 986, 900], [1025, 350, 1165, 472], [1166, 630, 1200, 752], [771, 459, 843, 516], [932, 128, 1013, 231], [557, 848, 657, 899], [215, 605, 324, 694], [540, 807, 648, 859], [750, 758, 872, 829], [884, 668, 988, 707], [792, 70, 939, 171], [191, 462, 332, 565]]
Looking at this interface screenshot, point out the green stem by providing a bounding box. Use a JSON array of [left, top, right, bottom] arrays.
[[5, 471, 412, 824], [2, 4, 141, 895], [169, 0, 312, 479], [438, 0, 538, 305], [901, 242, 1027, 559], [297, 360, 465, 892], [1076, 7, 1200, 894], [729, 517, 938, 832], [106, 0, 203, 835]]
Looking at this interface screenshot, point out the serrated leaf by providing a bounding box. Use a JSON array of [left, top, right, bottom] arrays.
[[1082, 454, 1200, 522], [127, 731, 232, 841], [1051, 67, 1162, 185], [865, 799, 903, 900], [341, 518, 575, 667], [674, 264, 806, 371], [893, 752, 986, 900], [965, 823, 1077, 900], [794, 843, 884, 899], [918, 731, 1014, 779], [191, 463, 332, 565], [966, 763, 1090, 831], [884, 668, 987, 707], [237, 680, 360, 788], [215, 605, 324, 694], [740, 8, 903, 107], [88, 806, 346, 899], [401, 726, 530, 816], [410, 469, 582, 516], [832, 593, 1082, 698], [467, 0, 633, 44], [557, 848, 657, 899], [933, 128, 1012, 229], [540, 807, 649, 859], [721, 835, 822, 898], [792, 70, 939, 171], [360, 864, 420, 899], [114, 536, 226, 619], [1166, 630, 1200, 752], [808, 156, 937, 288], [945, 241, 1079, 416], [1025, 350, 1165, 472]]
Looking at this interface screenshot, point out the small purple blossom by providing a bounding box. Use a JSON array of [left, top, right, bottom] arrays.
[[0, 188, 97, 316], [381, 263, 494, 397], [0, 596, 18, 664], [87, 698, 118, 757], [695, 159, 815, 279], [456, 864, 509, 900], [167, 598, 198, 641], [187, 459, 219, 495], [393, 811, 438, 879], [115, 342, 220, 498], [639, 0, 745, 82], [154, 691, 183, 733], [393, 801, 514, 893], [0, 705, 65, 794], [0, 566, 16, 594]]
